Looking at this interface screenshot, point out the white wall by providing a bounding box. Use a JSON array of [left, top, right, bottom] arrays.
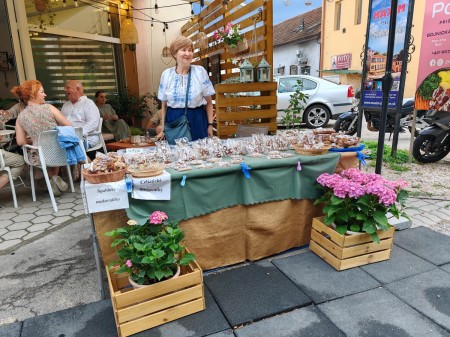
[[133, 0, 190, 108], [0, 0, 18, 99], [273, 38, 320, 77]]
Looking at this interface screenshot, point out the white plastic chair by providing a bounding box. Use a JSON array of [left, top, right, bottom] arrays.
[[0, 150, 19, 208], [22, 129, 86, 212], [0, 123, 16, 151], [84, 118, 108, 154]]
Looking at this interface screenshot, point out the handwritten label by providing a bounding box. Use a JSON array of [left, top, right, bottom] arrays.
[[84, 180, 129, 213], [132, 170, 171, 200]]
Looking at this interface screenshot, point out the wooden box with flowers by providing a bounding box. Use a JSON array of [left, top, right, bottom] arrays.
[[105, 211, 205, 337], [310, 168, 409, 271]]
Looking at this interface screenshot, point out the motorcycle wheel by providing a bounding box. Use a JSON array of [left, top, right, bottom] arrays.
[[412, 134, 450, 163], [334, 117, 357, 135]]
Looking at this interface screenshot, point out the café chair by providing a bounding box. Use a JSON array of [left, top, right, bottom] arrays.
[[84, 118, 108, 154], [0, 150, 20, 208], [0, 123, 16, 151], [22, 130, 81, 212]]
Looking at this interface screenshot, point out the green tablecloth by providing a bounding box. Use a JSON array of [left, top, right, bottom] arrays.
[[125, 151, 341, 224]]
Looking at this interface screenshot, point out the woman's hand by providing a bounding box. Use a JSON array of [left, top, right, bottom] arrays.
[[156, 131, 165, 141], [207, 125, 213, 137]]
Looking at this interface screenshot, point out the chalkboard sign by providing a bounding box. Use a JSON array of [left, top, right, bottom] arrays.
[[210, 54, 221, 85]]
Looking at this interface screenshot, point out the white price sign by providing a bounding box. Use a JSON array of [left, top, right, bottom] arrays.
[[84, 180, 129, 213], [131, 170, 171, 200]]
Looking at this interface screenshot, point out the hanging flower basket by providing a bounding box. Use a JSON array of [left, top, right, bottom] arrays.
[[227, 38, 249, 54]]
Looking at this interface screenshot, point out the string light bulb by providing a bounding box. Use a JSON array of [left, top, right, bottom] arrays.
[[74, 0, 79, 7], [155, 0, 159, 14], [120, 0, 124, 8], [191, 2, 194, 15], [62, 0, 66, 7], [107, 13, 111, 27], [151, 18, 154, 29]]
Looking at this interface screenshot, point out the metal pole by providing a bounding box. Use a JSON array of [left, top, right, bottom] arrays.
[[90, 213, 105, 300], [375, 0, 398, 174], [408, 108, 417, 163]]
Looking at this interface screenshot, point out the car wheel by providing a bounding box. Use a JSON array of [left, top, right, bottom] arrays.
[[304, 104, 331, 129]]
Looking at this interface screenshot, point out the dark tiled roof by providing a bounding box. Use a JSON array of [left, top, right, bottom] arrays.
[[273, 7, 322, 47]]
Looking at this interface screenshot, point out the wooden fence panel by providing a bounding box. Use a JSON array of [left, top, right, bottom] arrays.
[[215, 82, 277, 138]]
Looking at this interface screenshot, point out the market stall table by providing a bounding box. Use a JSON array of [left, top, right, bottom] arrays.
[[93, 151, 358, 270]]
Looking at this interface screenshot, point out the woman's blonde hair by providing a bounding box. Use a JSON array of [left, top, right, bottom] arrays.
[[10, 80, 42, 104], [169, 36, 193, 59]]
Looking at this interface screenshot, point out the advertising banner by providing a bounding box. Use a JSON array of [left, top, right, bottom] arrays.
[[361, 0, 413, 111], [415, 0, 450, 111], [331, 53, 352, 70]]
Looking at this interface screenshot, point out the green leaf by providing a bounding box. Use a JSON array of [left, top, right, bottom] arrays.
[[335, 224, 347, 235], [154, 270, 166, 281], [180, 253, 195, 265], [371, 232, 380, 244], [372, 211, 388, 227]]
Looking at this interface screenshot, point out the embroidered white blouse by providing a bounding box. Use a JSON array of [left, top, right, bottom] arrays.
[[158, 65, 215, 109]]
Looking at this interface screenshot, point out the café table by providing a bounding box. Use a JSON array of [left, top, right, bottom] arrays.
[[105, 140, 155, 151], [93, 151, 358, 270]]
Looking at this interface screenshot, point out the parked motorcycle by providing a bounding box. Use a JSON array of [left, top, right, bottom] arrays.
[[334, 90, 416, 135], [333, 92, 360, 135], [404, 109, 450, 136], [412, 115, 450, 163]]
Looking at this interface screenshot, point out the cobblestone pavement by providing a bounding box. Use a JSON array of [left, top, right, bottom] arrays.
[[0, 180, 87, 255]]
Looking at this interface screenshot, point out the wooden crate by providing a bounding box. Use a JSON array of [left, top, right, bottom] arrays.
[[309, 217, 395, 271], [106, 254, 205, 337]]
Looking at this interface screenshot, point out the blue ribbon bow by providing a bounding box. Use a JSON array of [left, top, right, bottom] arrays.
[[240, 163, 252, 179]]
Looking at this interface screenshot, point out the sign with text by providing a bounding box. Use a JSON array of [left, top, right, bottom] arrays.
[[84, 180, 129, 213], [361, 0, 414, 111], [331, 53, 352, 69], [131, 170, 171, 200], [415, 0, 450, 110]]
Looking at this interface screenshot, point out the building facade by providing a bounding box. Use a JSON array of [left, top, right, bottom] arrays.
[[320, 0, 425, 98], [273, 7, 322, 78]]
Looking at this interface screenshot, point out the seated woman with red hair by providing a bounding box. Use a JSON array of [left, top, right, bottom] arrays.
[[13, 80, 73, 196]]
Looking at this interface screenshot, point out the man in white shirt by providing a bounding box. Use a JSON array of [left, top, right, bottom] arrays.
[[61, 80, 100, 148]]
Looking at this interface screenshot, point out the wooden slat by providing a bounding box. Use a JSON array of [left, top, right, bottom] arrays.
[[216, 109, 276, 120], [119, 299, 205, 337], [117, 285, 204, 324], [339, 250, 392, 271]]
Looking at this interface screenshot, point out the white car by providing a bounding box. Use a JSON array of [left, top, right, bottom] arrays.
[[275, 75, 354, 128]]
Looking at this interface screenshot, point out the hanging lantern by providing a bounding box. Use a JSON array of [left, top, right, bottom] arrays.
[[257, 57, 271, 82], [120, 18, 139, 50], [239, 59, 254, 83], [162, 46, 171, 57], [305, 0, 312, 5], [35, 0, 48, 12]]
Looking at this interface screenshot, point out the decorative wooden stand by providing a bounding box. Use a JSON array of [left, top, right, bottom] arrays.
[[106, 250, 205, 337], [309, 217, 395, 271]]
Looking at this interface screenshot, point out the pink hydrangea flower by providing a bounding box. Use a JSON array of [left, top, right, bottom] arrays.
[[125, 259, 132, 268], [149, 211, 168, 225]]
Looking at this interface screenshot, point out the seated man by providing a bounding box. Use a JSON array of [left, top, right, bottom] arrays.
[[145, 109, 163, 136], [61, 80, 100, 149], [94, 90, 130, 140], [0, 145, 25, 190]]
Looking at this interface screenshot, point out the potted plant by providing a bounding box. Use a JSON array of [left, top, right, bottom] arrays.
[[314, 168, 409, 243], [213, 22, 248, 53], [108, 90, 152, 127], [104, 211, 195, 287], [129, 126, 143, 144]]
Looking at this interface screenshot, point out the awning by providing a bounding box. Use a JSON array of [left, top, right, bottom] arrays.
[[317, 69, 362, 74]]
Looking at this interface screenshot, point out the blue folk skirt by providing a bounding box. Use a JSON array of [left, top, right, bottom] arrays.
[[166, 106, 207, 141]]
